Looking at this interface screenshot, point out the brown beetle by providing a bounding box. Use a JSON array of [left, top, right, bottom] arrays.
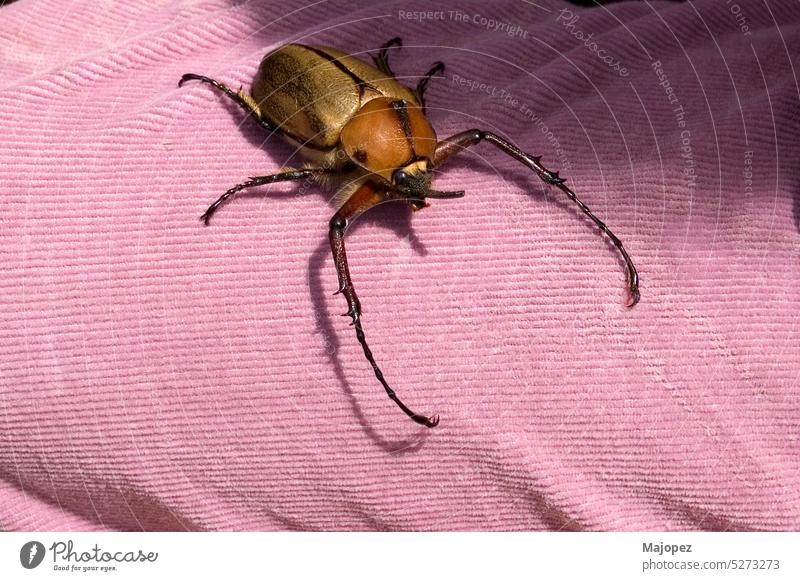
[[179, 38, 639, 428]]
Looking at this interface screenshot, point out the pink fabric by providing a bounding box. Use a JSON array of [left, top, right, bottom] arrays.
[[2, 0, 799, 531]]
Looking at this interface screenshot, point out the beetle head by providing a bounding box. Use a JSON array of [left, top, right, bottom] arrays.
[[341, 98, 463, 207], [392, 163, 464, 209]]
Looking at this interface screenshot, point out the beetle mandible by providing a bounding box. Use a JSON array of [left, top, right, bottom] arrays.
[[179, 37, 640, 428]]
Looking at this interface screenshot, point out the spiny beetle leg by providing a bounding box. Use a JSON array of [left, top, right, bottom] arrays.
[[329, 182, 439, 428], [433, 129, 640, 306], [201, 168, 335, 224], [372, 37, 403, 79], [179, 73, 274, 132], [415, 61, 445, 114]]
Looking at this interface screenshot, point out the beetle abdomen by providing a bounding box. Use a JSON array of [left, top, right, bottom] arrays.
[[251, 44, 419, 150]]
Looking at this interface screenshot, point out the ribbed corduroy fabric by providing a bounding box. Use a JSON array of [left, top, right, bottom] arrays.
[[1, 0, 799, 531]]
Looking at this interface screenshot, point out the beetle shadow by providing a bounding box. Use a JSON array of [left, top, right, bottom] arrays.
[[307, 203, 433, 453]]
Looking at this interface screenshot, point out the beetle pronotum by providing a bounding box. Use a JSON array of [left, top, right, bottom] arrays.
[[180, 37, 639, 428]]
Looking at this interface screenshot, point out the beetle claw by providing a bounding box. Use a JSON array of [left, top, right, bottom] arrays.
[[627, 288, 641, 308], [413, 414, 439, 428]]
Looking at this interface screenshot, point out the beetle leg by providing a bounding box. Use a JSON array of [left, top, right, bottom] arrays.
[[201, 168, 334, 224], [330, 181, 439, 428], [372, 37, 403, 79], [179, 73, 275, 132], [434, 130, 640, 306], [414, 62, 445, 114]]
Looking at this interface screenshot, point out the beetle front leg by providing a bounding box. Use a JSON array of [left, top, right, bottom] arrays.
[[434, 130, 640, 306], [329, 183, 439, 428], [202, 168, 335, 224]]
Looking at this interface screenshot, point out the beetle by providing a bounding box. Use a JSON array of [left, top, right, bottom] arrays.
[[179, 37, 639, 428]]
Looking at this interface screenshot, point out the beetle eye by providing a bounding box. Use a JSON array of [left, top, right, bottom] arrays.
[[393, 170, 411, 187]]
